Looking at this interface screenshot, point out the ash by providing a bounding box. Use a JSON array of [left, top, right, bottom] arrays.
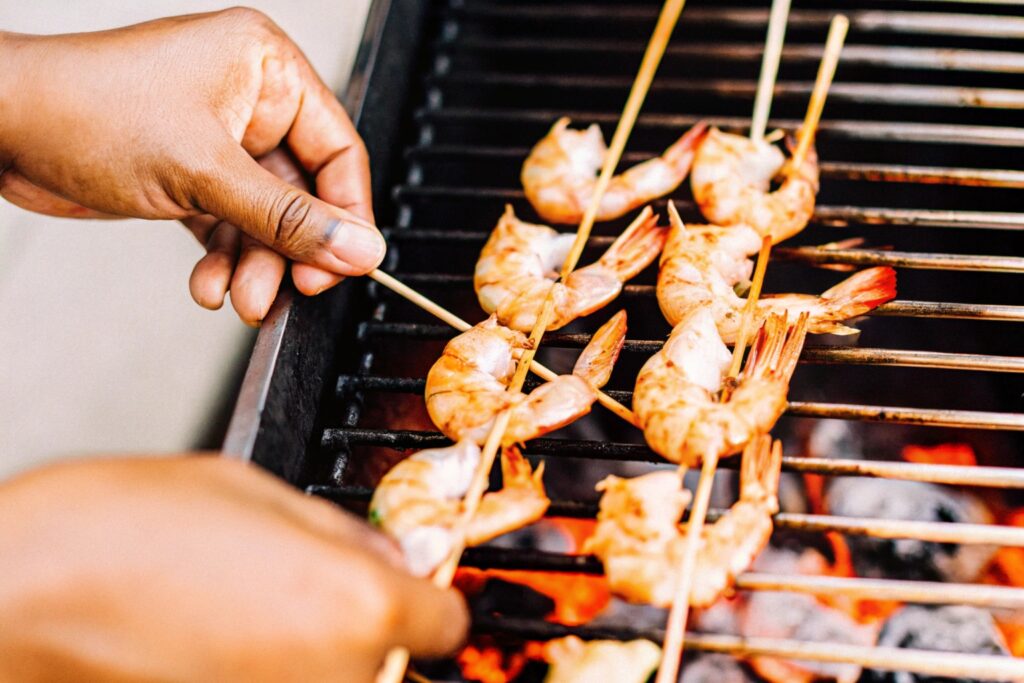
[[826, 478, 996, 582], [860, 605, 1011, 683]]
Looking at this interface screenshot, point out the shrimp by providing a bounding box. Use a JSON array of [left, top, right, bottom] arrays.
[[657, 203, 897, 343], [633, 308, 807, 466], [544, 636, 662, 683], [583, 435, 782, 608], [690, 127, 819, 244], [522, 117, 708, 224], [426, 310, 626, 445], [369, 440, 549, 576], [475, 205, 665, 331]]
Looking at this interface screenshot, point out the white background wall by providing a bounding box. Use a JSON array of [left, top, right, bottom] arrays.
[[0, 0, 371, 477]]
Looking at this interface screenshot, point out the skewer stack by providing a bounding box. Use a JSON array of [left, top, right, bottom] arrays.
[[362, 1, 858, 680]]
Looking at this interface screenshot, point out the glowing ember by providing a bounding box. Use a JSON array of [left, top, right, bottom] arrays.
[[455, 519, 610, 682], [901, 442, 976, 468], [457, 639, 528, 683], [986, 509, 1024, 657]]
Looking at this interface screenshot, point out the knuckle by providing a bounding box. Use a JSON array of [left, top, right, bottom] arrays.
[[218, 6, 272, 29], [269, 191, 317, 253]]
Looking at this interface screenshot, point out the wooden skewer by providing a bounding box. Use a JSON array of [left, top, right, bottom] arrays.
[[368, 269, 637, 426], [657, 17, 849, 681], [750, 0, 792, 141], [791, 15, 849, 170], [377, 1, 689, 678]]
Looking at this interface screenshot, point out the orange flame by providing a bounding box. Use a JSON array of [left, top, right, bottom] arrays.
[[455, 519, 610, 682]]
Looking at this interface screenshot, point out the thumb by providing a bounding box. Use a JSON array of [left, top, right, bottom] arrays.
[[377, 566, 470, 658], [191, 143, 386, 275]]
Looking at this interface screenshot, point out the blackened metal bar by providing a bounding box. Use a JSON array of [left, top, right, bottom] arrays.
[[449, 6, 1024, 39], [405, 145, 1024, 189], [440, 38, 1024, 74], [382, 274, 1024, 321], [429, 72, 1024, 110], [392, 186, 1024, 230], [415, 107, 1024, 148], [311, 486, 1024, 541], [319, 429, 1024, 483], [460, 548, 1024, 609], [383, 226, 1024, 272], [359, 322, 1024, 372], [329, 377, 1024, 428], [475, 616, 1024, 681]]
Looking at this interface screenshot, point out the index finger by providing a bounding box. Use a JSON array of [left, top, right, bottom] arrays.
[[282, 43, 375, 223]]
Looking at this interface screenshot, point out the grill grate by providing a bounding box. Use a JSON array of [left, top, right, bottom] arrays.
[[226, 0, 1024, 679]]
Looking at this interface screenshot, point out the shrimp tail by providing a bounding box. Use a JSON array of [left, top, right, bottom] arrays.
[[595, 207, 667, 282], [501, 445, 546, 491], [814, 266, 898, 335], [572, 310, 628, 389], [739, 436, 782, 513], [663, 120, 710, 173], [742, 312, 809, 384]]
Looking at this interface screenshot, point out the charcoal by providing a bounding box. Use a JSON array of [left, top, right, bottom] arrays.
[[825, 479, 996, 582], [860, 605, 1011, 683], [471, 578, 555, 620], [680, 654, 757, 683]]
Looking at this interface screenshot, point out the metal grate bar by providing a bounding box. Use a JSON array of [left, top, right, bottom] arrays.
[[440, 38, 1024, 74], [381, 274, 1024, 322], [312, 484, 1024, 545], [383, 227, 1024, 272], [392, 186, 1024, 230], [405, 145, 1024, 189], [449, 6, 1024, 40], [475, 616, 1024, 681], [322, 429, 1024, 486], [357, 322, 1024, 372], [415, 107, 1024, 148], [429, 72, 1024, 110]]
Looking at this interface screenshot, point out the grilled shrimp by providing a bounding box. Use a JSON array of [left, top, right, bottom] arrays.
[[426, 311, 626, 445], [657, 204, 897, 343], [690, 127, 819, 244], [522, 117, 708, 224], [583, 435, 782, 608], [634, 309, 807, 466], [475, 205, 665, 331], [544, 636, 662, 683], [369, 441, 549, 576]]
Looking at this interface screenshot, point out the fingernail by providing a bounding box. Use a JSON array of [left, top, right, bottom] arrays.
[[329, 219, 386, 272]]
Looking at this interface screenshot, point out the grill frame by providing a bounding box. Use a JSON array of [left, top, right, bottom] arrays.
[[223, 0, 1024, 679]]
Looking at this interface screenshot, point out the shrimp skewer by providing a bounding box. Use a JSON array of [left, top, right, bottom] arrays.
[[657, 205, 896, 343], [690, 128, 819, 244], [634, 309, 807, 467], [475, 205, 665, 332], [522, 117, 708, 225], [369, 441, 549, 576], [426, 310, 627, 445], [584, 435, 782, 608]]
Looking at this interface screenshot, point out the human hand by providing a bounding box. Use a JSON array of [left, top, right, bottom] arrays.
[[0, 456, 467, 682], [0, 9, 384, 324]]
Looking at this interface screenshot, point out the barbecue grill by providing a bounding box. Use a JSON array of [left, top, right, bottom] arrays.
[[223, 0, 1024, 679]]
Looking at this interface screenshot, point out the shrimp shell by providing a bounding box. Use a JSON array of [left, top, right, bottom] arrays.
[[475, 205, 665, 331], [583, 435, 782, 608], [522, 117, 708, 224], [425, 311, 627, 445], [657, 205, 897, 343], [634, 309, 808, 466], [690, 127, 819, 244], [369, 441, 549, 576]]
